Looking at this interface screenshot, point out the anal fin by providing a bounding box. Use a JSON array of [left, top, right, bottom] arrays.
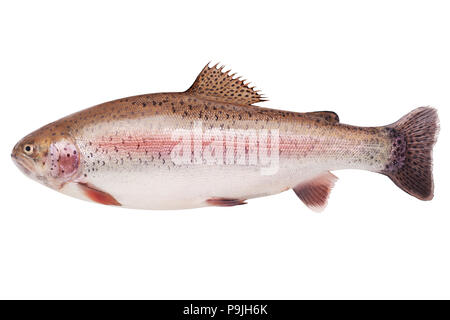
[[293, 171, 337, 212], [206, 198, 247, 207], [78, 183, 121, 206]]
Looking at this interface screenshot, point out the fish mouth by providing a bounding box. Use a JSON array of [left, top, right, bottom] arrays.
[[11, 154, 34, 176], [12, 152, 52, 187]]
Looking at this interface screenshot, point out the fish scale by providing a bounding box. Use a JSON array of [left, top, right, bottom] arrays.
[[11, 63, 439, 211]]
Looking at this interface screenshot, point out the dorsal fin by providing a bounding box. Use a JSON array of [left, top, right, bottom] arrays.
[[186, 63, 266, 105], [305, 111, 340, 124]]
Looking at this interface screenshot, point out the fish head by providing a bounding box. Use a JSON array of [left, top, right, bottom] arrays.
[[11, 124, 80, 190]]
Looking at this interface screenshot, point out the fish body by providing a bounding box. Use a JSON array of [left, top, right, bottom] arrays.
[[12, 64, 439, 211]]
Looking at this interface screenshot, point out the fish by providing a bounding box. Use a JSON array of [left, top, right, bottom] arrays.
[[11, 63, 439, 211]]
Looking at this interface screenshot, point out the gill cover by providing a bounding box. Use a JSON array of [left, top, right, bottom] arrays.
[[48, 140, 79, 179]]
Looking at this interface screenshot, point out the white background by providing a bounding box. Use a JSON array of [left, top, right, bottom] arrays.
[[1, 0, 449, 299]]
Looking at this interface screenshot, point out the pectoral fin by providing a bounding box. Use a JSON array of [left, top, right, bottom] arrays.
[[293, 171, 337, 212], [78, 183, 121, 206]]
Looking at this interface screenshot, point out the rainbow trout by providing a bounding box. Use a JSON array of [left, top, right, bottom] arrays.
[[11, 64, 439, 210]]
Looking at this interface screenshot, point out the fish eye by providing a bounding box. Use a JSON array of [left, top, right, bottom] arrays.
[[23, 144, 34, 155]]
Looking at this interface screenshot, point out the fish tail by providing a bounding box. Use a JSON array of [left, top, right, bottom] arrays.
[[381, 107, 439, 200]]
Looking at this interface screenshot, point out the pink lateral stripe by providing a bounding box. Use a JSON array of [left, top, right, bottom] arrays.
[[95, 134, 178, 155], [92, 132, 326, 158]]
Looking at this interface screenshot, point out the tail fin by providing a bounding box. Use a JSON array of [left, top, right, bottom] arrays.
[[383, 107, 439, 200]]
